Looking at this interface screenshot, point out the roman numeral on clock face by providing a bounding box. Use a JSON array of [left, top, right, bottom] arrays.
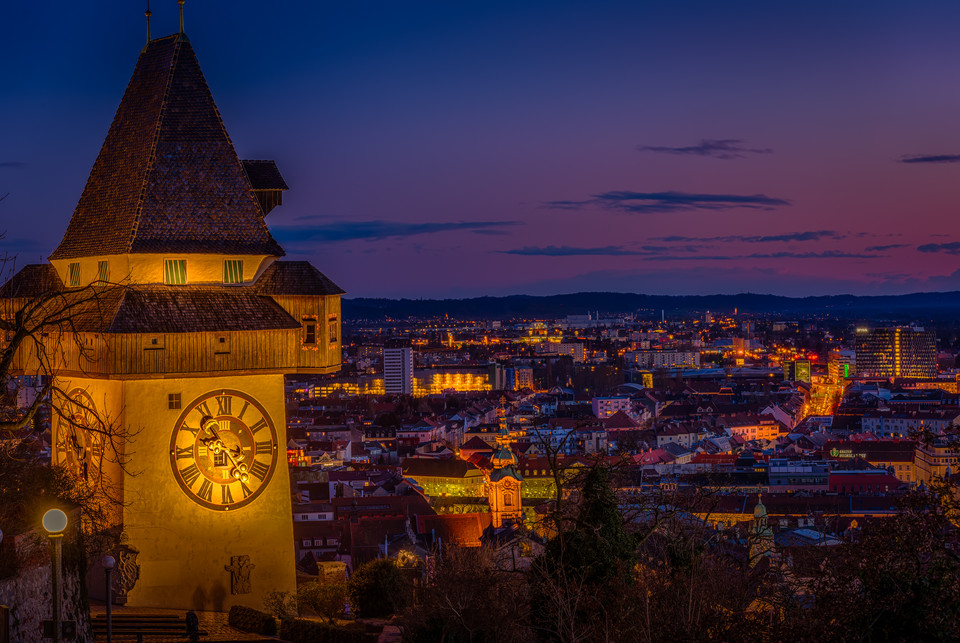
[[180, 463, 202, 487], [196, 401, 213, 419], [249, 459, 270, 481], [255, 440, 272, 455], [175, 445, 193, 459], [198, 479, 213, 502], [249, 417, 268, 435], [221, 484, 234, 504], [216, 395, 232, 415]]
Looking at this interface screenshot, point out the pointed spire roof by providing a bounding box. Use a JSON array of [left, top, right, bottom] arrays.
[[50, 34, 284, 260]]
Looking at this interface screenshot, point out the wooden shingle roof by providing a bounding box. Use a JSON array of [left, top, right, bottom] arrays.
[[54, 286, 299, 334], [105, 288, 300, 333], [255, 261, 345, 296], [50, 34, 283, 260], [242, 160, 288, 191], [0, 264, 62, 299]]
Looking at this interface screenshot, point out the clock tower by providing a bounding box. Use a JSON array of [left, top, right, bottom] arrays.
[[2, 32, 342, 610]]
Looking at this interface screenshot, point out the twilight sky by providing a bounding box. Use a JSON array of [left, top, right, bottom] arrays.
[[5, 0, 960, 298]]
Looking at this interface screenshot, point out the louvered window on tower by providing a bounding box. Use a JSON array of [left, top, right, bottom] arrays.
[[164, 259, 187, 285], [68, 262, 81, 287], [97, 261, 109, 284], [223, 260, 243, 284]]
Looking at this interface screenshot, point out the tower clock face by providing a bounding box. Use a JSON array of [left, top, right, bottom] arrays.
[[169, 390, 279, 511], [55, 389, 104, 480]]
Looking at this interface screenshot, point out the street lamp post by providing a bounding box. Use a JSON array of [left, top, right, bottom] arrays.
[[102, 556, 115, 643], [42, 509, 68, 643]]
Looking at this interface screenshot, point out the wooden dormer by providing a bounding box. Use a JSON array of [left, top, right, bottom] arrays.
[[242, 160, 289, 216]]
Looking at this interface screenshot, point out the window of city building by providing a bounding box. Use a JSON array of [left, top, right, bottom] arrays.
[[68, 263, 81, 287], [97, 261, 109, 284], [164, 259, 187, 285], [168, 393, 181, 410], [223, 259, 243, 284]]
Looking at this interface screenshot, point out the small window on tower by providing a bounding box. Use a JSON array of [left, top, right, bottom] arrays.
[[214, 335, 231, 354], [223, 260, 243, 284], [168, 393, 181, 410], [328, 314, 338, 344], [68, 263, 81, 287], [97, 261, 109, 285], [303, 319, 317, 345], [163, 259, 187, 285]]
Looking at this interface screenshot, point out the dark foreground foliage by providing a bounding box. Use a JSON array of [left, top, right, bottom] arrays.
[[401, 464, 960, 643]]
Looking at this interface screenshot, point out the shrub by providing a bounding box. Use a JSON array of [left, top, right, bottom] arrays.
[[348, 558, 410, 618], [297, 580, 349, 623], [227, 605, 276, 635], [279, 618, 376, 643], [263, 589, 297, 620]]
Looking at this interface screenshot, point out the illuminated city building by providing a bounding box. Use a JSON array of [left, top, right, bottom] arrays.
[[828, 350, 855, 381], [625, 349, 701, 369], [592, 396, 632, 419], [556, 342, 586, 362], [860, 410, 960, 439], [2, 32, 342, 609], [824, 440, 917, 483], [915, 438, 960, 483], [515, 366, 535, 390], [383, 345, 413, 394], [855, 327, 936, 379], [489, 362, 534, 391], [783, 360, 812, 383]]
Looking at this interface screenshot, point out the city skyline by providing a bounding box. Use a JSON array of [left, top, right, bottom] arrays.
[[6, 0, 960, 298]]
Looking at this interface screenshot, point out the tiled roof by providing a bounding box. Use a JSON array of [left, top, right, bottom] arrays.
[[255, 261, 345, 296], [460, 436, 494, 452], [0, 264, 62, 299], [50, 35, 283, 260], [242, 160, 288, 190], [47, 285, 300, 333], [402, 457, 481, 479], [105, 287, 300, 333], [416, 513, 490, 546]]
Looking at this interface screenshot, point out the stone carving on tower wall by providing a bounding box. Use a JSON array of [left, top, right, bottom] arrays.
[[225, 555, 255, 595], [112, 544, 141, 605]]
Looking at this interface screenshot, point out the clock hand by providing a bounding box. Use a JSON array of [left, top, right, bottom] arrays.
[[69, 429, 84, 458], [200, 416, 250, 483]]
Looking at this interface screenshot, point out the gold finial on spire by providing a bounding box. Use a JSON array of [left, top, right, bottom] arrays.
[[145, 0, 152, 45], [178, 0, 185, 35]]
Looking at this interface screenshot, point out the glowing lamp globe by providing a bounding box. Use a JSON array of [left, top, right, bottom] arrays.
[[42, 509, 68, 534]]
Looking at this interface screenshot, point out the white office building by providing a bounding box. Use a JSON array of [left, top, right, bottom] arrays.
[[383, 347, 414, 395]]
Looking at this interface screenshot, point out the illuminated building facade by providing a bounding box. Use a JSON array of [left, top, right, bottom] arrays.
[[915, 438, 960, 483], [783, 360, 811, 383], [828, 350, 855, 381], [2, 33, 342, 610], [592, 396, 632, 419], [855, 327, 935, 379], [383, 346, 414, 394]]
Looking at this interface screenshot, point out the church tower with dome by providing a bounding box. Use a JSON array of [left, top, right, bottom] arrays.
[[487, 404, 523, 527], [749, 493, 775, 564]]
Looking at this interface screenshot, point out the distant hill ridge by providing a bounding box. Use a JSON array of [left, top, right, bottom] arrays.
[[342, 291, 960, 321]]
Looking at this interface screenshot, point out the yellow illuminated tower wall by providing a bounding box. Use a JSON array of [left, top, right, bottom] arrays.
[[2, 33, 343, 611]]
